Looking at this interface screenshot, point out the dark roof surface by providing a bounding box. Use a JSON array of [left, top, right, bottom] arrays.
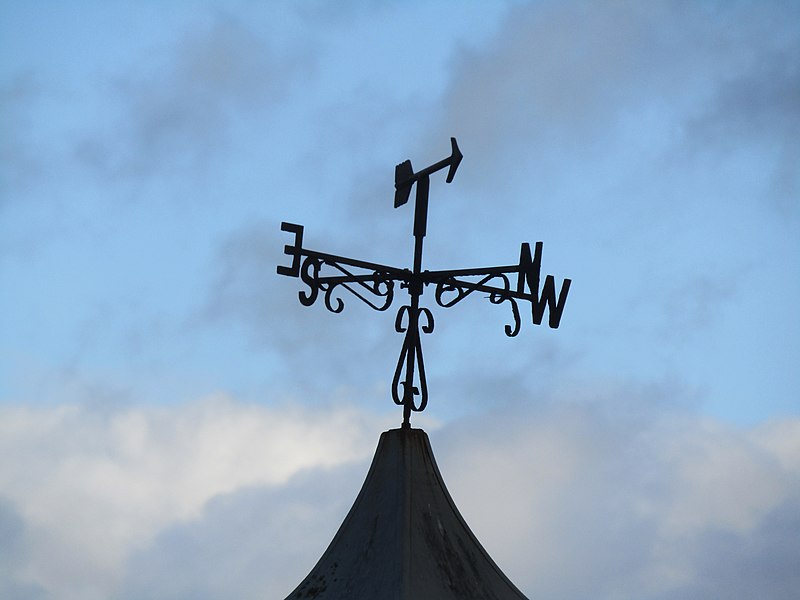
[[284, 427, 529, 600]]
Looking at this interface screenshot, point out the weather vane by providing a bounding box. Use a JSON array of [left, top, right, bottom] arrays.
[[278, 138, 571, 428]]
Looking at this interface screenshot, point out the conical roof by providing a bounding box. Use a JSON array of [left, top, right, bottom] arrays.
[[284, 427, 528, 600]]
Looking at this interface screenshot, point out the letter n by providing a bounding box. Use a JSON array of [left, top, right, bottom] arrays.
[[518, 242, 571, 328]]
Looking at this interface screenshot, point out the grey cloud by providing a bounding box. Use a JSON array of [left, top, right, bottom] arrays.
[[116, 462, 367, 600], [0, 497, 25, 582], [202, 219, 402, 397], [0, 497, 49, 600], [425, 0, 799, 213], [433, 401, 800, 600], [2, 392, 797, 600], [76, 15, 312, 179], [431, 2, 677, 170], [403, 0, 799, 379], [195, 0, 798, 424], [658, 274, 737, 341], [0, 73, 45, 200], [685, 43, 800, 216], [202, 217, 580, 413], [103, 396, 800, 600], [0, 398, 388, 599], [691, 50, 800, 140], [653, 498, 800, 600]]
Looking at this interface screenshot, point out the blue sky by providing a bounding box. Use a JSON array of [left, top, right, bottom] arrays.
[[1, 1, 798, 599]]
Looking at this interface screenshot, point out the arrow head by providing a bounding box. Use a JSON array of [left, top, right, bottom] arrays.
[[394, 137, 462, 208], [445, 137, 462, 183]]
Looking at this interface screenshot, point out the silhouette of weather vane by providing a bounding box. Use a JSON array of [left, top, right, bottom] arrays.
[[278, 138, 571, 428]]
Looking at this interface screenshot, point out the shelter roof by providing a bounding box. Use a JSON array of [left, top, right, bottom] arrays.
[[284, 427, 528, 600]]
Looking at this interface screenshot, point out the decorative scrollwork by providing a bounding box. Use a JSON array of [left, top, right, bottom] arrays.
[[392, 305, 435, 414], [323, 282, 344, 313], [434, 273, 520, 337], [334, 272, 395, 311], [395, 304, 434, 334], [278, 138, 571, 429], [298, 255, 395, 313], [487, 275, 520, 337], [433, 280, 468, 308]]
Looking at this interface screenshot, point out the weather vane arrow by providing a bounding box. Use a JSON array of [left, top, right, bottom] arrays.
[[278, 138, 571, 428], [393, 136, 462, 208]]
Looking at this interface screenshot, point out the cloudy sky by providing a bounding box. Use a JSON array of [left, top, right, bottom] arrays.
[[1, 1, 798, 598]]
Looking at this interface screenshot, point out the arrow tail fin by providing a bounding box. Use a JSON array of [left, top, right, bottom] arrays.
[[394, 160, 414, 207]]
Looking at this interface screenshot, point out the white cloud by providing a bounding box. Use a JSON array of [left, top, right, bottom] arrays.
[[116, 462, 367, 600], [435, 406, 800, 600], [0, 398, 390, 599], [1, 395, 797, 600]]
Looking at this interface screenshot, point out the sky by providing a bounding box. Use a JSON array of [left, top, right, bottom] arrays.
[[0, 1, 798, 598]]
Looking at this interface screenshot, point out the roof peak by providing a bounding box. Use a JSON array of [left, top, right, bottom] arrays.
[[284, 427, 528, 600]]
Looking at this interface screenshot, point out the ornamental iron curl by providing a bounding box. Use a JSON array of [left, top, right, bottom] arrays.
[[278, 138, 571, 428], [434, 273, 520, 337], [391, 305, 434, 415], [298, 255, 396, 313]]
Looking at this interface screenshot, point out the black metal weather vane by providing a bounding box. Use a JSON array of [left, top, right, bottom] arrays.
[[278, 138, 571, 428]]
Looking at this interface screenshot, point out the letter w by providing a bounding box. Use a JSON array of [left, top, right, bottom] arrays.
[[517, 242, 571, 329]]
